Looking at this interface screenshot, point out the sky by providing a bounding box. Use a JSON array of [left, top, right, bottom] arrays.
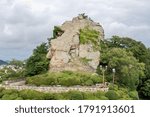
[[0, 0, 150, 60]]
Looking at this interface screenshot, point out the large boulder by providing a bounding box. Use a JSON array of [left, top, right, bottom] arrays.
[[47, 14, 104, 72]]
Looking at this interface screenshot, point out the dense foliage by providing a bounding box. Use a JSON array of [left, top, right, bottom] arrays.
[[101, 48, 145, 90], [26, 71, 103, 86], [0, 87, 138, 100], [79, 27, 100, 50], [25, 43, 49, 76], [100, 36, 150, 99]]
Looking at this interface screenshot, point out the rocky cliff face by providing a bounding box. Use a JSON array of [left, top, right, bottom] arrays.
[[47, 14, 104, 72]]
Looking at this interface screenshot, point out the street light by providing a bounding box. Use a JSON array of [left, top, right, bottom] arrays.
[[100, 65, 107, 86], [112, 68, 116, 85]]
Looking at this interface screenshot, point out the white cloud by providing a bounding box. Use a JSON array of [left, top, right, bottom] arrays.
[[0, 0, 150, 60]]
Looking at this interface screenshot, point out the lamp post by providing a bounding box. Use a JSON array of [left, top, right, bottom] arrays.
[[112, 68, 116, 85], [100, 65, 107, 86]]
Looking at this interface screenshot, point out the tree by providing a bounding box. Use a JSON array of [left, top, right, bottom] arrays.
[[25, 43, 49, 76], [103, 36, 150, 98], [106, 36, 148, 62], [138, 48, 150, 99], [101, 48, 145, 90], [9, 59, 24, 68], [140, 79, 150, 99]]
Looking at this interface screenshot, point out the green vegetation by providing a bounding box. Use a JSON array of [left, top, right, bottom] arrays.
[[47, 26, 64, 46], [0, 59, 25, 81], [100, 36, 150, 99], [26, 71, 103, 86], [105, 90, 120, 100], [53, 26, 64, 39], [0, 70, 24, 81], [139, 79, 150, 98], [1, 34, 150, 100], [107, 84, 139, 100], [25, 43, 49, 76], [8, 59, 24, 68], [79, 27, 100, 50], [79, 57, 92, 65], [0, 87, 137, 100], [101, 48, 145, 90]]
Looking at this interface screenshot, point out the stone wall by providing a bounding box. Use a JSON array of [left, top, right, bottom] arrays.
[[0, 85, 108, 93]]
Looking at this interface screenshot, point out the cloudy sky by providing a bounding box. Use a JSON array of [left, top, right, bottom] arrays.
[[0, 0, 150, 60]]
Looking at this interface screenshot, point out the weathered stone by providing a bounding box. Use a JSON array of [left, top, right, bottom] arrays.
[[47, 15, 104, 72]]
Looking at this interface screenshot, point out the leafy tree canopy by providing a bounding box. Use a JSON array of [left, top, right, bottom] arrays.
[[101, 48, 145, 90], [25, 43, 49, 76]]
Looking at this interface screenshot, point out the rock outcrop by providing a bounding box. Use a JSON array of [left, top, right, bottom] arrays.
[[47, 14, 104, 72]]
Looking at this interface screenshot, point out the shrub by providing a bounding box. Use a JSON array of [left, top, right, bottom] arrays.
[[2, 89, 18, 95], [43, 93, 57, 100], [91, 75, 102, 84], [99, 96, 109, 100], [109, 84, 119, 90], [66, 91, 84, 100], [84, 79, 93, 86], [19, 90, 45, 100], [129, 91, 139, 100], [105, 90, 119, 100], [82, 92, 96, 100], [2, 93, 19, 100], [115, 88, 130, 100], [0, 88, 5, 98], [94, 91, 106, 98], [26, 71, 103, 86]]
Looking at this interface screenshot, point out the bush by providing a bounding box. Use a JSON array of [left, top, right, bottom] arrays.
[[26, 71, 103, 87], [64, 91, 84, 100], [105, 90, 120, 100], [2, 93, 19, 100], [0, 88, 5, 98], [26, 74, 57, 86], [129, 91, 139, 100], [91, 75, 102, 84], [82, 92, 96, 100], [94, 91, 106, 98], [84, 79, 93, 86], [2, 89, 18, 95], [19, 90, 46, 100], [99, 96, 109, 100], [43, 93, 57, 100], [109, 84, 118, 90]]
